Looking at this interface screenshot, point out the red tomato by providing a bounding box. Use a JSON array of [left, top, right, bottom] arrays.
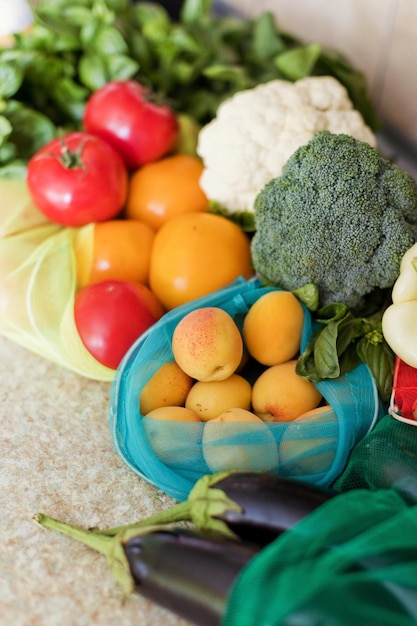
[[83, 80, 179, 169], [27, 132, 128, 227], [74, 280, 164, 370]]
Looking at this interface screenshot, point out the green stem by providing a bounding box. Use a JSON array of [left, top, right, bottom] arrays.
[[94, 500, 192, 536], [33, 513, 114, 556]]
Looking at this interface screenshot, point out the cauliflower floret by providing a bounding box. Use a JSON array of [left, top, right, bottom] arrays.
[[197, 76, 377, 215]]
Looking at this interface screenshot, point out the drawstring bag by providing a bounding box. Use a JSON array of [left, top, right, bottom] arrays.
[[333, 413, 417, 505], [0, 179, 114, 380], [109, 276, 383, 501], [222, 488, 417, 626]]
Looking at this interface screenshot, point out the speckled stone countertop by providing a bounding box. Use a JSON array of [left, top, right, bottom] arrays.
[[0, 335, 192, 626]]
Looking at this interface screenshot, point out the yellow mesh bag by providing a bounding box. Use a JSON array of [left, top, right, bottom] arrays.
[[0, 179, 114, 380]]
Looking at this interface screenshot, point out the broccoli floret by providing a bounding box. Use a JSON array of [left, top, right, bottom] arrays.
[[251, 131, 417, 311]]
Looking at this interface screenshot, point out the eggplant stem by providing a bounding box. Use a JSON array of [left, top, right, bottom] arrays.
[[33, 513, 113, 556], [96, 500, 192, 536]]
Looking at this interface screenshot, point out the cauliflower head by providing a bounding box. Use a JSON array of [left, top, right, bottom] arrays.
[[197, 76, 376, 217]]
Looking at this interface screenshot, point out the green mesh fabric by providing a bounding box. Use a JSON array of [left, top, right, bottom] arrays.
[[109, 277, 382, 501], [333, 414, 417, 505], [223, 488, 417, 626]]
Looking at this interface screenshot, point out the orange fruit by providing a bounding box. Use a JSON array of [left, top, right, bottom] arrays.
[[243, 290, 305, 365], [149, 212, 254, 310], [74, 219, 155, 288], [125, 153, 208, 230]]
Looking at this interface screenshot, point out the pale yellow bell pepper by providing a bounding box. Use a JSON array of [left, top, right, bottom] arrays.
[[382, 242, 417, 367]]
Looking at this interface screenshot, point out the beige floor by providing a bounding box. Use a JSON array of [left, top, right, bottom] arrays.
[[0, 335, 192, 626]]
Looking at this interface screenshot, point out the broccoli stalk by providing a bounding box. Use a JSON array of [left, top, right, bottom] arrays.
[[251, 131, 417, 313]]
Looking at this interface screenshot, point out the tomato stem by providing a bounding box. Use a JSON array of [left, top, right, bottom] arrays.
[[59, 136, 86, 169]]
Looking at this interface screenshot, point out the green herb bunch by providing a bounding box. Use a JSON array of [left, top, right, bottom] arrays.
[[0, 0, 379, 176]]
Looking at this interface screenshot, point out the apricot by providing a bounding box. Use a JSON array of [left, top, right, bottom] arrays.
[[144, 406, 200, 421], [279, 405, 338, 475], [140, 361, 194, 415], [185, 374, 252, 421], [172, 307, 243, 382], [251, 360, 322, 422], [202, 408, 279, 472], [243, 290, 304, 365], [143, 406, 202, 467]]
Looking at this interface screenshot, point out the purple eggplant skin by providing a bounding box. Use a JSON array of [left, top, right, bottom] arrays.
[[212, 472, 335, 546], [124, 528, 259, 626]]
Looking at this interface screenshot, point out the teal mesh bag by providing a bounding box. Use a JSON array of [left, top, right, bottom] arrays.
[[222, 488, 417, 626], [109, 277, 383, 501]]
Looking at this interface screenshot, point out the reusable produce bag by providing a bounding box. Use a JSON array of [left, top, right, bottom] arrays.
[[109, 277, 383, 501], [0, 179, 114, 380], [334, 413, 417, 505], [222, 488, 417, 626]]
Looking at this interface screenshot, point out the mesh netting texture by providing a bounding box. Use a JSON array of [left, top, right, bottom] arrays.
[[0, 179, 114, 380], [110, 277, 383, 501], [223, 488, 417, 626], [333, 413, 417, 505]]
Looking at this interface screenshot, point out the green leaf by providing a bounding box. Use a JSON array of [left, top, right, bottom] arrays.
[[335, 315, 365, 356], [168, 25, 203, 55], [50, 77, 89, 122], [0, 160, 27, 179], [180, 0, 213, 24], [203, 63, 250, 89], [315, 302, 349, 324], [250, 11, 286, 61], [296, 304, 353, 381], [130, 2, 170, 27], [0, 141, 17, 164], [61, 5, 96, 27], [313, 321, 343, 378], [78, 54, 108, 90], [274, 42, 322, 81], [105, 54, 139, 82], [208, 202, 256, 232], [0, 115, 12, 143], [0, 62, 24, 99], [90, 25, 128, 55], [356, 331, 395, 403], [292, 283, 319, 311], [4, 101, 56, 160]]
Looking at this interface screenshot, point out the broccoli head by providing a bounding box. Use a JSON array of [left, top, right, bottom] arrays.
[[251, 131, 417, 311]]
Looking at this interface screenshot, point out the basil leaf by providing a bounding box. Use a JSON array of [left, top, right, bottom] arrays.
[[4, 101, 56, 160], [105, 55, 139, 82], [49, 77, 89, 122], [274, 43, 322, 81], [0, 62, 24, 99], [313, 320, 343, 378], [291, 283, 319, 311], [90, 26, 128, 55], [0, 116, 12, 144], [180, 0, 213, 24], [0, 160, 27, 179], [203, 64, 249, 89], [315, 302, 349, 324], [356, 331, 395, 403], [78, 54, 108, 90], [250, 12, 286, 61]]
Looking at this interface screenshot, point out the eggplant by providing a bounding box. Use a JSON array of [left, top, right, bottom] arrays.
[[93, 471, 335, 547], [125, 528, 259, 626], [211, 472, 334, 546], [34, 513, 258, 626]]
